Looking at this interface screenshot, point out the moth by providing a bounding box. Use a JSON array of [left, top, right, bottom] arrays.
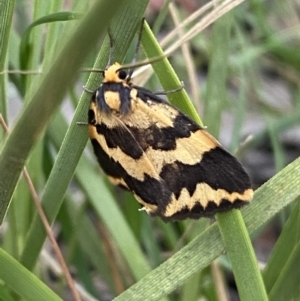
[[87, 25, 253, 222]]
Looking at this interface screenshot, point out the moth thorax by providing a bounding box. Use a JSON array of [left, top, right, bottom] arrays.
[[104, 91, 122, 112]]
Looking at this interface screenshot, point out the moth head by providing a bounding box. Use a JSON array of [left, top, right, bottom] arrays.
[[103, 63, 128, 83]]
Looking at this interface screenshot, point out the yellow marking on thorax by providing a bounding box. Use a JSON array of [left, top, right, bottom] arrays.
[[103, 90, 121, 111], [103, 63, 124, 83]]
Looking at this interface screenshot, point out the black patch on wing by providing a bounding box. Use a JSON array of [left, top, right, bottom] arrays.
[[88, 108, 96, 125], [159, 199, 246, 221], [90, 137, 171, 208], [95, 123, 143, 160], [90, 136, 251, 221], [135, 85, 169, 104], [128, 113, 201, 151], [159, 146, 252, 206]]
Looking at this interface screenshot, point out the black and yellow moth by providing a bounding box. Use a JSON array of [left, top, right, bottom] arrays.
[[87, 31, 253, 222]]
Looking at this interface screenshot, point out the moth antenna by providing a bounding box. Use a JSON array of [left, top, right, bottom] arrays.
[[83, 19, 166, 76], [116, 54, 166, 74], [81, 30, 115, 74], [84, 19, 166, 77], [80, 68, 105, 74], [127, 18, 145, 80]]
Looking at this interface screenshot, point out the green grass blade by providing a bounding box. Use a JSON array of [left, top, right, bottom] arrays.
[[0, 0, 124, 223], [141, 21, 202, 125], [19, 11, 83, 73], [62, 197, 114, 289], [179, 271, 201, 301], [264, 200, 300, 300], [0, 283, 15, 301], [0, 0, 15, 126], [0, 248, 62, 301], [142, 15, 267, 301], [266, 116, 286, 171], [20, 12, 83, 66], [217, 211, 268, 301], [208, 14, 267, 300], [204, 13, 232, 137], [76, 154, 153, 279], [229, 21, 249, 152], [7, 0, 50, 260], [0, 0, 14, 72], [20, 0, 150, 272], [113, 157, 300, 300]]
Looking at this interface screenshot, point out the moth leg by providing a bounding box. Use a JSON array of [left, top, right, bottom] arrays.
[[83, 86, 95, 94], [154, 81, 185, 96]]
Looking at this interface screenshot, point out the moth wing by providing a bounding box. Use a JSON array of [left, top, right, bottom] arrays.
[[90, 89, 253, 221], [88, 105, 172, 216], [121, 94, 253, 220]]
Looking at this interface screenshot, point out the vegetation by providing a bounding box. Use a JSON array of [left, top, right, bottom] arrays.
[[0, 0, 299, 300]]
